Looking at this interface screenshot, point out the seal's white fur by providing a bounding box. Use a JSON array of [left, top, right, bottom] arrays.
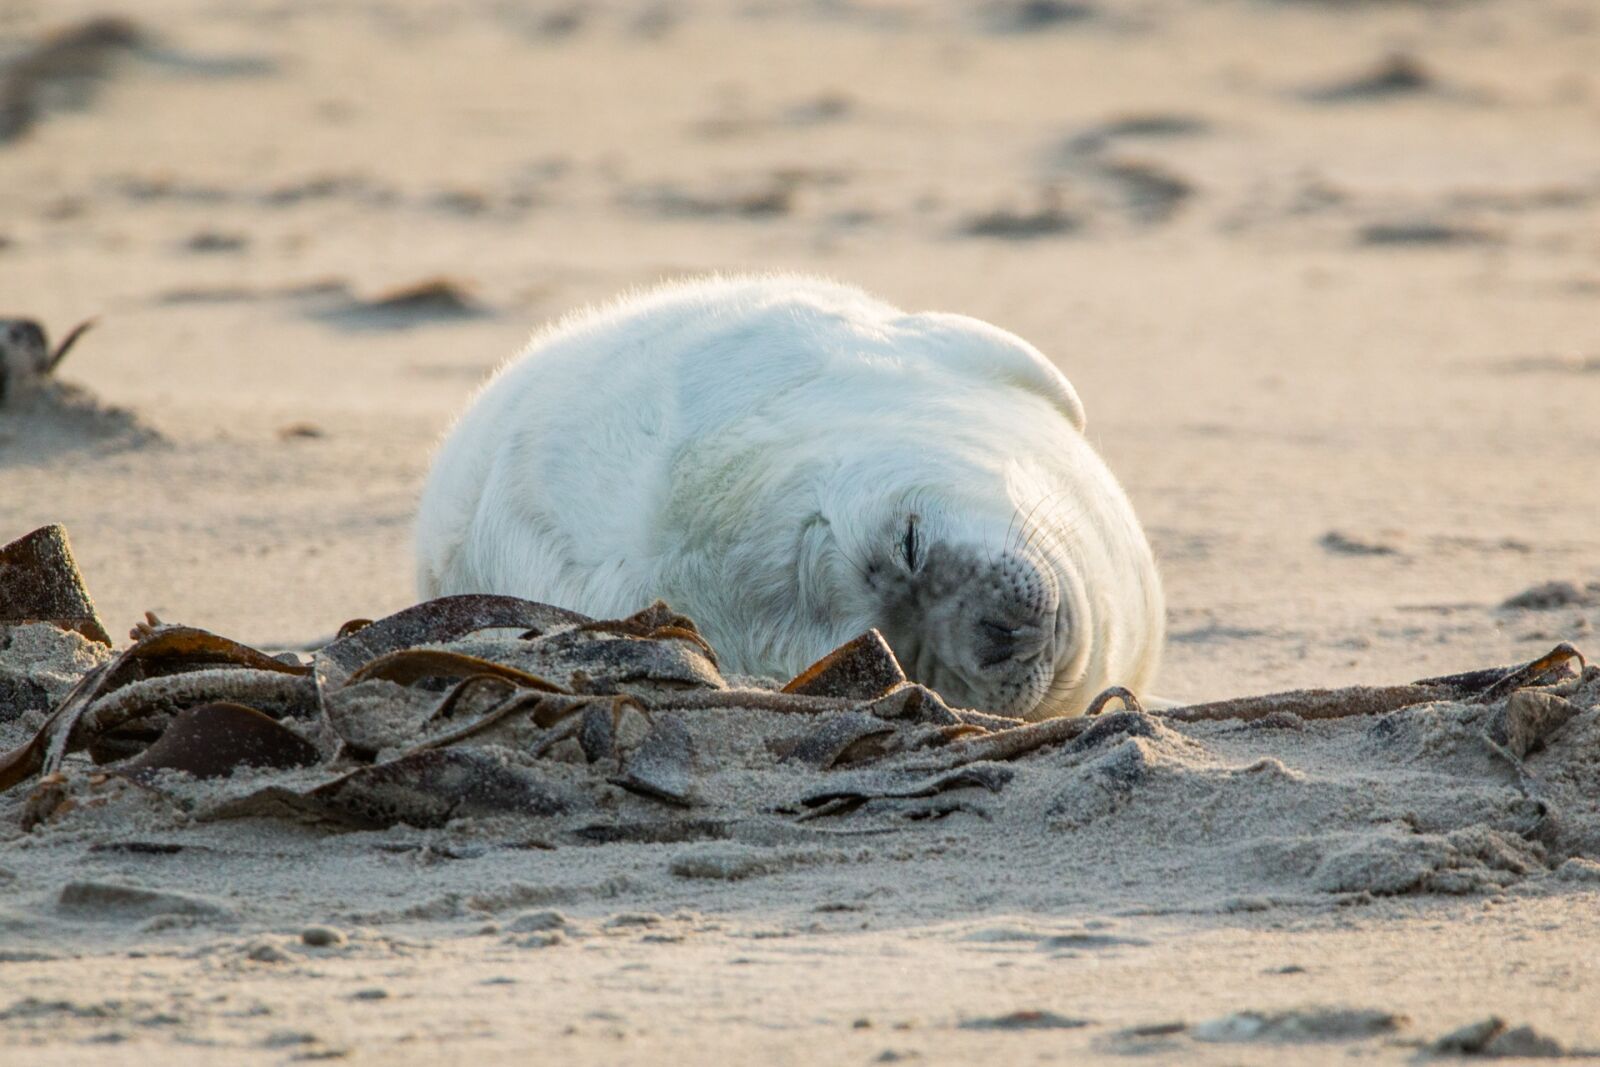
[[416, 275, 1163, 718]]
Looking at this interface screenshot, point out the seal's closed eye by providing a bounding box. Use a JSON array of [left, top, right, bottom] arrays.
[[899, 516, 922, 572]]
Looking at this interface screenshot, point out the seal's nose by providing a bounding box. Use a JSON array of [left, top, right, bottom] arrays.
[[976, 617, 1051, 667]]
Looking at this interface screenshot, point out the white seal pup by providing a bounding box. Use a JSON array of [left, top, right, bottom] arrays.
[[415, 276, 1163, 719]]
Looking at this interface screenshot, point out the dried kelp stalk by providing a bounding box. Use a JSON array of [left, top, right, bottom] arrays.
[[347, 648, 567, 691], [899, 714, 1096, 772], [0, 524, 111, 644], [409, 692, 629, 753], [1460, 644, 1585, 705], [422, 674, 520, 725], [1158, 684, 1448, 724], [1157, 644, 1586, 724], [650, 680, 962, 725], [1085, 687, 1143, 716], [798, 764, 1014, 820]]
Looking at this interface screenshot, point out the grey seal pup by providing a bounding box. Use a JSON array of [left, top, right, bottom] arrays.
[[415, 275, 1163, 719]]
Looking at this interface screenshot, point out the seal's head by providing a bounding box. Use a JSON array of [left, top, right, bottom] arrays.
[[819, 445, 1134, 721], [788, 310, 1163, 720], [858, 507, 1085, 720]]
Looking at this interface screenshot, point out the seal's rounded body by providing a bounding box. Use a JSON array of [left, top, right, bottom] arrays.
[[415, 276, 1162, 718]]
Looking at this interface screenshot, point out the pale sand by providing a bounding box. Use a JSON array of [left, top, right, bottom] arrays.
[[3, 0, 1600, 1061]]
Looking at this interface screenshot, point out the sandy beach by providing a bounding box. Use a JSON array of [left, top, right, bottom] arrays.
[[3, 0, 1600, 1061]]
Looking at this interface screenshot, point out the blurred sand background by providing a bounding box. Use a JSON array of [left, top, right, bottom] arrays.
[[2, 0, 1600, 1062]]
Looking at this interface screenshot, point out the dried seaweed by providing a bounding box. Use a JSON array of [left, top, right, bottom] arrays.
[[509, 626, 726, 693], [0, 524, 111, 644], [610, 713, 697, 806], [773, 712, 900, 769], [799, 764, 1014, 819], [1156, 644, 1584, 725], [0, 623, 311, 791], [119, 703, 318, 782], [1158, 684, 1446, 724], [2, 526, 1593, 846], [204, 749, 571, 829], [346, 648, 567, 691], [781, 629, 905, 699], [315, 594, 590, 683]]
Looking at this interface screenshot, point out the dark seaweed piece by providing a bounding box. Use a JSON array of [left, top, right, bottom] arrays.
[[650, 681, 960, 724], [346, 648, 567, 691], [1499, 581, 1598, 611], [861, 683, 963, 725], [611, 712, 696, 806], [315, 595, 591, 684], [1069, 710, 1158, 753], [1158, 685, 1448, 724], [0, 624, 312, 792], [0, 524, 111, 644], [422, 674, 519, 724], [308, 595, 587, 760], [799, 763, 1014, 815], [1155, 645, 1587, 730], [87, 841, 190, 855], [574, 600, 719, 663], [412, 691, 621, 752], [1413, 643, 1586, 702], [0, 317, 95, 386], [895, 713, 1098, 772], [1095, 159, 1194, 224], [568, 820, 730, 845], [117, 702, 319, 782], [577, 702, 616, 762], [204, 748, 571, 829], [1464, 644, 1585, 705], [773, 711, 899, 769], [518, 626, 725, 692], [782, 629, 905, 699], [985, 1, 1096, 33]]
